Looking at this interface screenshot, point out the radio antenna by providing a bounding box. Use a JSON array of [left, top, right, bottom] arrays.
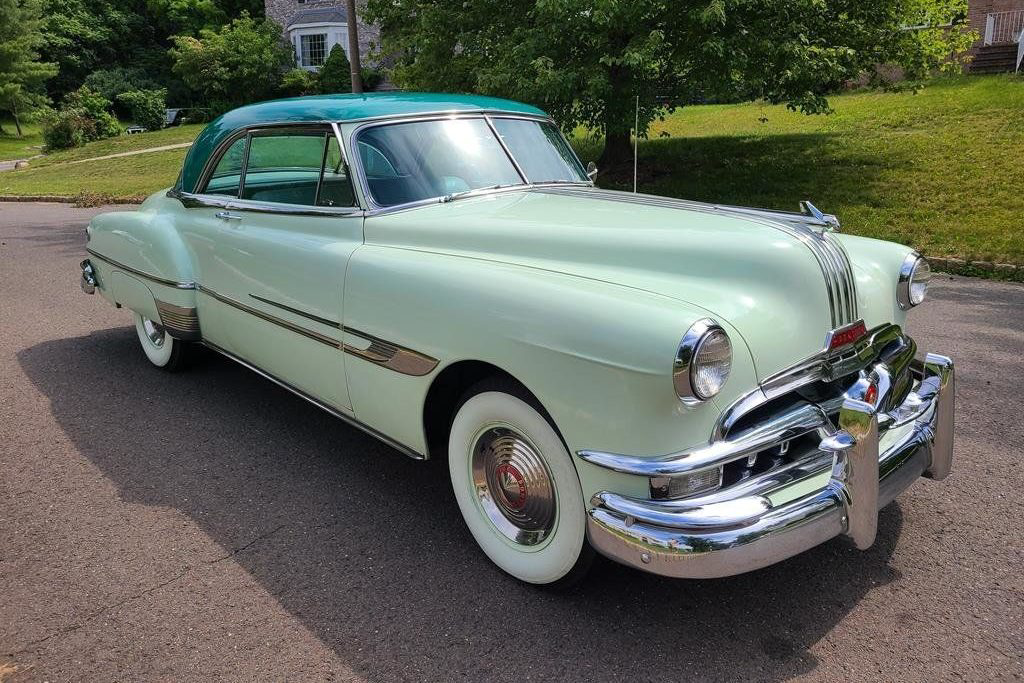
[[633, 95, 639, 193]]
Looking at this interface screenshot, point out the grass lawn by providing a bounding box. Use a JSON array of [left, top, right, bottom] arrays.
[[1, 74, 1021, 263], [578, 74, 1024, 263], [26, 123, 204, 168], [0, 120, 44, 161]]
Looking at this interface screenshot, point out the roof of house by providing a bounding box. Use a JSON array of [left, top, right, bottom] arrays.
[[287, 8, 347, 27], [176, 93, 549, 194]]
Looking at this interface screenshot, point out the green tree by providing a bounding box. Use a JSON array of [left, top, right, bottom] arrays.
[[365, 0, 975, 170], [39, 0, 161, 100], [118, 88, 168, 130], [319, 45, 353, 94], [170, 14, 294, 112], [145, 0, 264, 37], [0, 0, 56, 135]]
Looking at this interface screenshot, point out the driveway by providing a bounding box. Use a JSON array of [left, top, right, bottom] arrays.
[[0, 202, 1021, 682]]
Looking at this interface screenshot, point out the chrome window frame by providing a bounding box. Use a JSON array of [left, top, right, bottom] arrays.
[[169, 120, 365, 217], [347, 112, 593, 216]]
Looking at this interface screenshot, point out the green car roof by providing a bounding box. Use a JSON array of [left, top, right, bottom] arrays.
[[176, 93, 549, 194]]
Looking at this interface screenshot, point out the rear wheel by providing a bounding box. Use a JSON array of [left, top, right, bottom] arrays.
[[133, 312, 190, 371], [447, 383, 593, 585]]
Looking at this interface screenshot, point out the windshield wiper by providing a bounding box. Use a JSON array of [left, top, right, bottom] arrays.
[[441, 184, 517, 203]]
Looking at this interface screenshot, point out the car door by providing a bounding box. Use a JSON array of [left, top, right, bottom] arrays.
[[198, 125, 363, 411]]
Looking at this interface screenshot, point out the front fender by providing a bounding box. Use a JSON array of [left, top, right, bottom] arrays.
[[342, 246, 757, 499]]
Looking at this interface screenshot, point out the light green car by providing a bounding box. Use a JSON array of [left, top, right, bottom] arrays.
[[80, 93, 954, 585]]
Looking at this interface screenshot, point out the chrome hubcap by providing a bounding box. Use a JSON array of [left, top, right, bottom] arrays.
[[471, 426, 556, 546], [142, 317, 166, 348]]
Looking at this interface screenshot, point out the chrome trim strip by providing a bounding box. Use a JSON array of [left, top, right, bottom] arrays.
[[202, 340, 425, 460], [85, 248, 196, 290], [199, 285, 440, 377], [483, 115, 529, 183], [343, 327, 440, 377], [249, 293, 342, 328], [198, 285, 341, 348]]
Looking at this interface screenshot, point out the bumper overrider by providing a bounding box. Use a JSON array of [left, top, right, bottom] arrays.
[[582, 351, 954, 579]]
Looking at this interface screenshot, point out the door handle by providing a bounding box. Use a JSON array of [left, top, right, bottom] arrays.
[[216, 211, 242, 221]]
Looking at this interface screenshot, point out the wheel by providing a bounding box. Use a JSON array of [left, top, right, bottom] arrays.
[[133, 312, 190, 371], [447, 382, 593, 585]]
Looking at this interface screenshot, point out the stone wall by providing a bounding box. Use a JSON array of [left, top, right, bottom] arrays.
[[264, 0, 381, 63]]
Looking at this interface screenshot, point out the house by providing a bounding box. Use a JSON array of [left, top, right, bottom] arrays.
[[966, 0, 1024, 72], [264, 0, 381, 72]]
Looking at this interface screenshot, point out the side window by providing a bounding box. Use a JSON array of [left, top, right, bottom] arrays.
[[241, 132, 326, 205], [205, 136, 247, 197], [318, 135, 356, 207]]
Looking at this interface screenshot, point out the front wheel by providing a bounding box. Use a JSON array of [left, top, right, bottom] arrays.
[[448, 385, 593, 585], [133, 312, 190, 371]]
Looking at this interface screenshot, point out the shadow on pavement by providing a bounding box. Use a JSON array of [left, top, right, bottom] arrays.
[[19, 327, 906, 681]]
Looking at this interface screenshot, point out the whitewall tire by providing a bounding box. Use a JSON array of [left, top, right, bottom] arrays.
[[448, 386, 592, 585], [133, 312, 189, 371]]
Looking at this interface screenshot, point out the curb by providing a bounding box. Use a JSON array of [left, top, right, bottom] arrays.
[[927, 256, 1024, 283], [0, 195, 143, 206]]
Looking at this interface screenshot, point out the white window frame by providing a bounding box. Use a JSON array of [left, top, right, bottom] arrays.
[[290, 22, 348, 71]]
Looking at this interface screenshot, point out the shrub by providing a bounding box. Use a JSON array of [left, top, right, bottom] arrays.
[[42, 108, 87, 149], [361, 67, 384, 92], [318, 45, 352, 94], [117, 89, 167, 131], [83, 68, 161, 115], [170, 14, 294, 111], [281, 68, 319, 97], [41, 87, 121, 150]]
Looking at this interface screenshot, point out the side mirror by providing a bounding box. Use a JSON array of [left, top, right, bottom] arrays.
[[586, 161, 598, 180]]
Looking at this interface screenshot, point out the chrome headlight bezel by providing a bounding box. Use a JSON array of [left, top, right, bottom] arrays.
[[674, 319, 732, 404], [897, 253, 931, 310]]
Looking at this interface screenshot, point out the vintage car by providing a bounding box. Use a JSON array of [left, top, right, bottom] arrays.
[[80, 93, 954, 585]]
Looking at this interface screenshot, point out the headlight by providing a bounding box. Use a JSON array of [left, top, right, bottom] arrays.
[[897, 254, 931, 309], [674, 319, 732, 402]]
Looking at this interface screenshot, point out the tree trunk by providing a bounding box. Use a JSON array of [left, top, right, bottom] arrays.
[[12, 100, 22, 137], [597, 72, 634, 172], [345, 0, 364, 94]]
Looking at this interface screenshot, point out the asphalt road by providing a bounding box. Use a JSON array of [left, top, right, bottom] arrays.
[[1, 203, 1021, 682]]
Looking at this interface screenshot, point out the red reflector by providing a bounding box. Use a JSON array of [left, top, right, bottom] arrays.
[[827, 321, 867, 351], [865, 384, 878, 405]]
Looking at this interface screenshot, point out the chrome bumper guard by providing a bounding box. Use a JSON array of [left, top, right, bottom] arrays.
[[80, 259, 98, 294], [585, 353, 954, 579]]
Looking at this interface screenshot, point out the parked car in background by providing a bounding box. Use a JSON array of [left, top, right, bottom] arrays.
[[79, 93, 954, 585]]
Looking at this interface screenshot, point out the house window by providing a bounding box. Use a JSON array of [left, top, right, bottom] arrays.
[[300, 33, 328, 67]]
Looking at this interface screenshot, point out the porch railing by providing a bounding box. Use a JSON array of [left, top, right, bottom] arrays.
[[983, 10, 1024, 45]]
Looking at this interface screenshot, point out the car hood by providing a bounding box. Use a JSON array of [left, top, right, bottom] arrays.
[[365, 187, 865, 381]]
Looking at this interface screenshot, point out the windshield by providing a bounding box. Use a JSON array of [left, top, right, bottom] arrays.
[[355, 116, 588, 207]]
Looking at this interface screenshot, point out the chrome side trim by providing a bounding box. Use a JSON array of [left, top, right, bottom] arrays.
[[85, 248, 196, 290], [199, 285, 440, 377], [248, 293, 342, 329], [343, 327, 440, 377], [199, 285, 341, 348], [202, 340, 425, 460], [155, 300, 201, 341]]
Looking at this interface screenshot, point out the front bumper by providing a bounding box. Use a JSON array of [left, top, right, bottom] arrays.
[[585, 353, 954, 579]]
